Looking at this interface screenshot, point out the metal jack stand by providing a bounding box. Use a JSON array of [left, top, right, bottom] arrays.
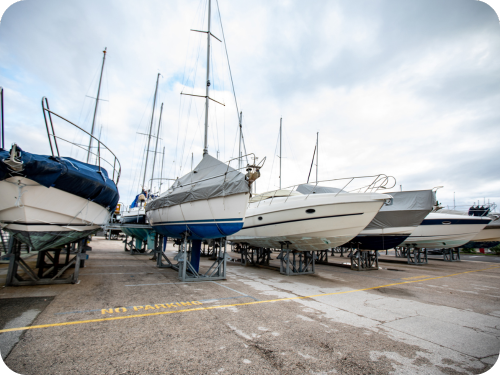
[[126, 237, 148, 255], [5, 238, 88, 286], [316, 250, 329, 264], [330, 247, 345, 257], [240, 244, 272, 266], [407, 247, 428, 265], [395, 247, 407, 258], [278, 242, 316, 276], [156, 236, 177, 270], [176, 235, 228, 282], [443, 248, 460, 262], [351, 246, 378, 271]]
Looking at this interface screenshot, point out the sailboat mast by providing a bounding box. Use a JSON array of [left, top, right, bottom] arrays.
[[150, 102, 163, 191], [203, 0, 212, 156], [315, 132, 319, 184], [160, 146, 165, 192], [142, 73, 160, 189], [279, 118, 282, 190], [87, 48, 107, 163]]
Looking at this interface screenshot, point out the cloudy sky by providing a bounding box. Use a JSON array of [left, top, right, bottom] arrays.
[[1, 0, 499, 210]]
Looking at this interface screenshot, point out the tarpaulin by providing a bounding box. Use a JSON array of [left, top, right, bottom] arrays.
[[364, 190, 435, 229], [146, 154, 249, 211], [0, 148, 119, 210]]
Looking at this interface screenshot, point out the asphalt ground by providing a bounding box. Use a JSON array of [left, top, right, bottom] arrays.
[[0, 238, 499, 374]]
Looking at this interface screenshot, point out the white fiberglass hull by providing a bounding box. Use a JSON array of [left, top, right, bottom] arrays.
[[471, 217, 500, 242], [403, 212, 491, 249], [0, 177, 110, 250], [147, 193, 249, 240], [121, 207, 147, 224], [228, 193, 391, 251]]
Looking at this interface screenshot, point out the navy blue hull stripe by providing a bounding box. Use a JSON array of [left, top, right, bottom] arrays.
[[421, 219, 490, 225], [154, 218, 243, 225], [243, 213, 364, 230]]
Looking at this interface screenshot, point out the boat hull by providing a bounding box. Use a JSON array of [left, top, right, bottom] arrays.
[[228, 193, 390, 251], [121, 209, 147, 224], [349, 226, 416, 250], [0, 177, 110, 251], [147, 193, 249, 240], [402, 213, 491, 249]]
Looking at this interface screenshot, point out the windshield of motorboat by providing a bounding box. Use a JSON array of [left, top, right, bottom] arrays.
[[249, 189, 302, 203]]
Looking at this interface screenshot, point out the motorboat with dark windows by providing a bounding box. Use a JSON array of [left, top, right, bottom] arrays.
[[228, 175, 394, 251], [403, 211, 491, 249]]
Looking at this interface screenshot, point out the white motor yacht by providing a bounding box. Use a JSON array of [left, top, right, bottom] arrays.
[[402, 212, 491, 248], [228, 190, 392, 251], [471, 215, 500, 242]]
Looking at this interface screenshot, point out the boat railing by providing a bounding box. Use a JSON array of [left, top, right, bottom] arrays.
[[42, 97, 122, 185], [255, 174, 396, 207]]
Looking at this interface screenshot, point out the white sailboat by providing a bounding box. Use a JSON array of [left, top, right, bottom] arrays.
[[121, 73, 162, 226], [146, 0, 260, 241], [0, 51, 121, 251]]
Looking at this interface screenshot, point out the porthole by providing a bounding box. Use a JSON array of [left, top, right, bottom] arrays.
[[258, 216, 263, 221], [442, 221, 451, 225], [306, 209, 315, 214]]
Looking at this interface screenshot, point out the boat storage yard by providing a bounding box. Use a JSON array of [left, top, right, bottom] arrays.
[[1, 0, 500, 373], [1, 237, 499, 374]]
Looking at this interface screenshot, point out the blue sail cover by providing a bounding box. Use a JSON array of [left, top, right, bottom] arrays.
[[0, 148, 119, 210]]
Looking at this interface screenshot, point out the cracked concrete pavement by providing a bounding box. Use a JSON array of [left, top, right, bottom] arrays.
[[0, 238, 499, 374]]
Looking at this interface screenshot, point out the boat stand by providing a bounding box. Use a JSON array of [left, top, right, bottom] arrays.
[[406, 247, 428, 265], [394, 247, 407, 258], [240, 244, 272, 266], [315, 250, 329, 264], [156, 235, 228, 281], [278, 242, 316, 276], [124, 235, 149, 255], [350, 249, 378, 271], [5, 238, 88, 286], [331, 247, 346, 257], [177, 236, 228, 282], [443, 248, 460, 261]]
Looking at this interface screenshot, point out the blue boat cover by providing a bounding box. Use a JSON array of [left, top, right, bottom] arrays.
[[0, 148, 119, 210]]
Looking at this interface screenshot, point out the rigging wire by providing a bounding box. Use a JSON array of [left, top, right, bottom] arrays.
[[174, 0, 206, 176], [215, 0, 248, 166], [266, 128, 281, 191]]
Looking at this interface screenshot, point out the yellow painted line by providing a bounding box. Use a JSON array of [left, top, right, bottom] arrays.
[[1, 264, 499, 334], [402, 275, 430, 280]]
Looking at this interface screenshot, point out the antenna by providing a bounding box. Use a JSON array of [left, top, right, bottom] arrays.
[[315, 132, 319, 184], [306, 144, 316, 184]]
